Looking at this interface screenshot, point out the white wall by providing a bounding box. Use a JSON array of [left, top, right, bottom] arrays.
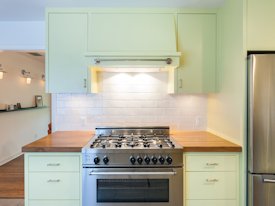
[[0, 21, 45, 50], [0, 51, 50, 165], [207, 0, 246, 145], [52, 72, 208, 131], [207, 1, 246, 206]]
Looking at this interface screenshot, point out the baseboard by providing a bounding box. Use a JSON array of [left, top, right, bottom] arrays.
[[0, 199, 24, 206], [0, 152, 23, 166]]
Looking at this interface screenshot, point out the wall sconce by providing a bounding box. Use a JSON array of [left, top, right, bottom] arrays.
[[21, 69, 31, 84], [41, 74, 45, 81], [0, 64, 6, 80]]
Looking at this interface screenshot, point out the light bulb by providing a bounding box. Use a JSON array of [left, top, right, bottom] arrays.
[[26, 77, 31, 84], [0, 71, 3, 79]]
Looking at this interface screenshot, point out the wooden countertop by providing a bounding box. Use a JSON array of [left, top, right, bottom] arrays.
[[22, 131, 242, 153], [22, 131, 94, 152], [172, 131, 242, 152]]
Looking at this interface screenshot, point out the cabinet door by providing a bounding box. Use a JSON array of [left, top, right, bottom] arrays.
[[29, 172, 80, 199], [186, 171, 237, 200], [88, 13, 177, 53], [186, 200, 237, 206], [47, 13, 88, 93], [185, 155, 237, 172], [28, 155, 80, 172], [247, 0, 275, 50], [29, 200, 80, 206], [177, 14, 216, 93]]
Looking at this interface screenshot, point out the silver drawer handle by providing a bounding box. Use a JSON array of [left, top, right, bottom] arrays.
[[206, 163, 219, 166], [206, 178, 219, 182], [47, 179, 61, 183], [263, 179, 275, 183], [89, 171, 177, 176], [47, 163, 60, 167]]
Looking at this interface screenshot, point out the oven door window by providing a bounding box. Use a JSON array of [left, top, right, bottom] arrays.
[[97, 179, 169, 202]]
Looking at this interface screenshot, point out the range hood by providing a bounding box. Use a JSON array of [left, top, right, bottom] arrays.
[[85, 52, 181, 94]]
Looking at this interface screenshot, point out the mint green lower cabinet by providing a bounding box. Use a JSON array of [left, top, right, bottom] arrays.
[[29, 172, 80, 199], [25, 153, 82, 206], [29, 200, 80, 206], [186, 172, 236, 199], [184, 153, 240, 206], [28, 155, 80, 172], [186, 200, 237, 206]]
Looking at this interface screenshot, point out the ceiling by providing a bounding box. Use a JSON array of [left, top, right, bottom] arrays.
[[0, 0, 225, 21]]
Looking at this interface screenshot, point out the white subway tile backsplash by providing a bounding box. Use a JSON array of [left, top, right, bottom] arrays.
[[53, 72, 207, 131]]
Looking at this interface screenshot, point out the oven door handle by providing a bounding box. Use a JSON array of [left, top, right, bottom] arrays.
[[89, 171, 177, 176]]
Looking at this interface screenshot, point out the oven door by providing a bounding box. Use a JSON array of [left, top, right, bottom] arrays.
[[83, 167, 183, 206]]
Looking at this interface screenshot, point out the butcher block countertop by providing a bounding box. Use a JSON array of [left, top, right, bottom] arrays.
[[22, 131, 242, 153], [22, 131, 94, 152], [171, 131, 242, 152]]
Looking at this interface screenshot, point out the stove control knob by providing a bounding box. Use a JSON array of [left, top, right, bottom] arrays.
[[130, 156, 136, 165], [144, 156, 150, 164], [137, 156, 143, 164], [152, 156, 158, 164], [166, 156, 173, 165], [159, 156, 165, 164], [103, 156, 109, 164], [94, 156, 100, 165]]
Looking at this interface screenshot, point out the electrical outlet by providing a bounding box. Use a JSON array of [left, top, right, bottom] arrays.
[[195, 116, 202, 128], [81, 116, 87, 126]]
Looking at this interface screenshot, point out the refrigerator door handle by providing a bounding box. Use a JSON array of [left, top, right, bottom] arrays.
[[263, 178, 275, 183]]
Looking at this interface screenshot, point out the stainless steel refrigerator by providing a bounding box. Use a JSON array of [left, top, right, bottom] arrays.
[[248, 54, 275, 206]]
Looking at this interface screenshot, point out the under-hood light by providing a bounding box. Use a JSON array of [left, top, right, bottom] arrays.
[[85, 53, 181, 94]]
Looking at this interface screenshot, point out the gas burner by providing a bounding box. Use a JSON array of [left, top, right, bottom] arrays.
[[126, 141, 140, 148], [87, 127, 181, 150], [115, 142, 122, 148], [118, 135, 125, 139], [100, 140, 110, 148], [143, 142, 150, 148]]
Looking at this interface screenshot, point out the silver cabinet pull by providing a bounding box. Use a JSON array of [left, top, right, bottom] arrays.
[[263, 179, 275, 183], [47, 179, 61, 183], [206, 163, 219, 166], [206, 178, 219, 182], [47, 163, 60, 166], [84, 78, 87, 88], [94, 58, 173, 65], [89, 171, 177, 176]]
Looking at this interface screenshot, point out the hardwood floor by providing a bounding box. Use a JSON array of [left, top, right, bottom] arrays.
[[0, 155, 24, 199]]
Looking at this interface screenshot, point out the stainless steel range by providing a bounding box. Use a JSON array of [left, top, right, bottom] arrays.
[[82, 127, 183, 206]]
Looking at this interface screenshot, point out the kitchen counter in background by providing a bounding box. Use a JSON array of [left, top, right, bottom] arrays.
[[22, 131, 242, 152]]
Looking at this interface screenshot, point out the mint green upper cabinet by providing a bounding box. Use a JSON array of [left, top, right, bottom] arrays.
[[47, 12, 88, 93], [247, 0, 275, 50], [177, 13, 217, 93], [88, 13, 177, 53]]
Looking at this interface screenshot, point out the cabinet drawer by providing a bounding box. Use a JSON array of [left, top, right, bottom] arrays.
[[185, 155, 237, 171], [29, 200, 80, 206], [186, 172, 236, 199], [29, 172, 80, 200], [186, 200, 237, 206], [28, 155, 80, 172]]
